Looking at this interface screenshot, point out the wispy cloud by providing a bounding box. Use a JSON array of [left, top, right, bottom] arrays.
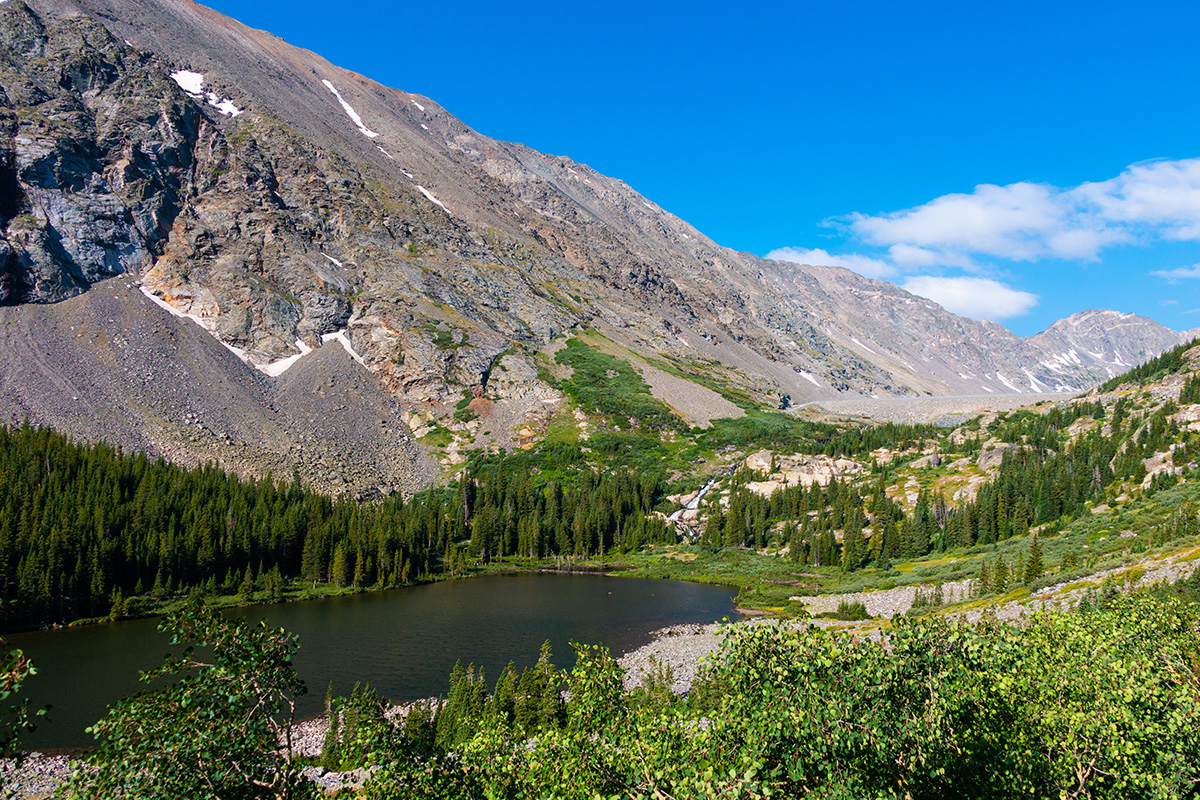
[[764, 246, 895, 279], [766, 158, 1200, 322], [900, 276, 1038, 321], [844, 158, 1200, 265], [1150, 264, 1200, 282]]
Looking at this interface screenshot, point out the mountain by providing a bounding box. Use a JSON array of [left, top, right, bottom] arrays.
[[0, 0, 1192, 491]]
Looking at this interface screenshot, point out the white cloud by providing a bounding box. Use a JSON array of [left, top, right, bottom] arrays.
[[767, 158, 1200, 320], [765, 246, 895, 278], [1150, 264, 1200, 282], [1074, 159, 1200, 239], [900, 276, 1038, 321], [885, 243, 975, 269], [841, 158, 1200, 266], [852, 182, 1073, 261]]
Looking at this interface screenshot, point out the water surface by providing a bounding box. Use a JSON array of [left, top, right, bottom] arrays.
[[7, 573, 737, 749]]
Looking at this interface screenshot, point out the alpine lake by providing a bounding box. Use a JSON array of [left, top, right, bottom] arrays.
[[6, 573, 739, 749]]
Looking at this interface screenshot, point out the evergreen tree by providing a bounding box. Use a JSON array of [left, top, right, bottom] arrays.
[[993, 556, 1008, 594], [976, 559, 991, 597], [841, 511, 866, 572], [1024, 536, 1044, 585]]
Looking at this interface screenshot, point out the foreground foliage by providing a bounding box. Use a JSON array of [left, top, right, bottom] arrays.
[[0, 639, 44, 798], [0, 641, 41, 761], [62, 602, 312, 800], [357, 592, 1200, 799]]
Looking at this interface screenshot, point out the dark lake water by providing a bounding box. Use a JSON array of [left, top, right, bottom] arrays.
[[6, 573, 738, 749]]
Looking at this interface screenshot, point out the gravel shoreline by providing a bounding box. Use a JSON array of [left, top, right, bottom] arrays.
[[0, 753, 74, 799]]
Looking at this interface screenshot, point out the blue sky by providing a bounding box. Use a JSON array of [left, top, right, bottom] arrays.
[[206, 0, 1200, 336]]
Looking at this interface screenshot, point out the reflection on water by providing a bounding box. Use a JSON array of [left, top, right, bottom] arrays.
[[7, 573, 737, 749]]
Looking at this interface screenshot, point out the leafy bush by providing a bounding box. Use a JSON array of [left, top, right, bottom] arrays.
[[63, 601, 313, 799], [833, 600, 869, 620], [0, 639, 43, 767], [322, 683, 392, 771], [361, 594, 1200, 799]]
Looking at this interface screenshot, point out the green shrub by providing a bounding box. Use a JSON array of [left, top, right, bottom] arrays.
[[364, 593, 1200, 800], [834, 600, 869, 620], [64, 602, 313, 799]]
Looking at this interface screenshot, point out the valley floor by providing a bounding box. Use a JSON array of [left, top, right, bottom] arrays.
[[802, 391, 1070, 424]]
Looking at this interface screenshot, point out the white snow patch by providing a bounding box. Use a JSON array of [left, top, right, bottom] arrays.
[[1022, 367, 1049, 392], [681, 233, 690, 239], [140, 286, 251, 362], [170, 69, 204, 95], [321, 79, 379, 138], [322, 254, 343, 268], [204, 91, 243, 117], [677, 335, 690, 348], [376, 146, 395, 160], [259, 339, 313, 377], [1086, 349, 1105, 359], [322, 330, 366, 365], [850, 337, 876, 355], [141, 286, 322, 375], [798, 371, 822, 387], [420, 123, 429, 131], [401, 169, 414, 179], [995, 372, 1022, 393], [1043, 349, 1086, 372], [981, 385, 995, 393], [411, 100, 425, 112], [141, 286, 213, 330], [958, 373, 972, 380], [416, 185, 449, 213], [642, 201, 654, 209]]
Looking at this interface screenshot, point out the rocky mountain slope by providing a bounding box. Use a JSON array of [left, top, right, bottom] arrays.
[[0, 0, 1192, 491], [0, 278, 435, 496]]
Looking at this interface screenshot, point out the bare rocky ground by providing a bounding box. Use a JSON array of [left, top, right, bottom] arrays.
[[801, 393, 1072, 425], [0, 280, 437, 498], [631, 357, 744, 429], [0, 753, 74, 799]]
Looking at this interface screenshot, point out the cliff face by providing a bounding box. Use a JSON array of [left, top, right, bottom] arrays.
[[0, 0, 1190, 491]]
